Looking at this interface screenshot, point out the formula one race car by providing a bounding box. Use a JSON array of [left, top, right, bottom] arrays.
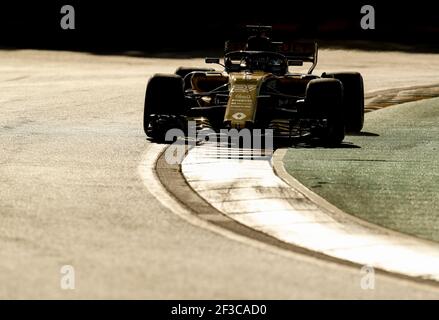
[[143, 25, 364, 145]]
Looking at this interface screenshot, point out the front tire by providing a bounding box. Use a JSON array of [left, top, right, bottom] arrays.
[[322, 72, 364, 133], [305, 78, 345, 145], [144, 74, 185, 140]]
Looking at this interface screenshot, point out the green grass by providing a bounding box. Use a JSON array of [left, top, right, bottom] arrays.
[[284, 97, 439, 242]]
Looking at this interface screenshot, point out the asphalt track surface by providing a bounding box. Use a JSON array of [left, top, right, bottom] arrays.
[[1, 49, 439, 298]]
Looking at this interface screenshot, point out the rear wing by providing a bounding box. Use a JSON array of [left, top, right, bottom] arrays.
[[224, 40, 318, 74], [276, 41, 318, 74]]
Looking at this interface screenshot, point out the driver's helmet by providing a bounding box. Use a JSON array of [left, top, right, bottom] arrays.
[[246, 34, 272, 51]]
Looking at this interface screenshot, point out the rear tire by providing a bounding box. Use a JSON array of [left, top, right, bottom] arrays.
[[144, 74, 185, 139], [322, 72, 364, 133], [175, 67, 215, 78], [175, 67, 216, 91], [305, 78, 345, 145]]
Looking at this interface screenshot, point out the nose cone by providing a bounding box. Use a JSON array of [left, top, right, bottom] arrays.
[[224, 72, 265, 128]]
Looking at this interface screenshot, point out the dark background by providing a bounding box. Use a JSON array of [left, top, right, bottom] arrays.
[[0, 1, 438, 53]]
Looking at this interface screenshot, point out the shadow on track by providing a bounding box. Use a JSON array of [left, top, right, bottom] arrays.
[[346, 131, 379, 137]]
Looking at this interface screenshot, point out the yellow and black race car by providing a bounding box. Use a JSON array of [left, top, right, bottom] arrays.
[[143, 26, 364, 145]]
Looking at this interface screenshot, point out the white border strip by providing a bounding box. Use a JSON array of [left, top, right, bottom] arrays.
[[182, 144, 439, 281], [137, 143, 350, 265]]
